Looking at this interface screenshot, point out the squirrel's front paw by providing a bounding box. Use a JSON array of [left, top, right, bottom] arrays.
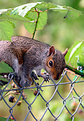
[[8, 72, 21, 86], [8, 72, 17, 80], [20, 80, 31, 87], [42, 73, 50, 82], [31, 71, 39, 80], [38, 72, 50, 82]]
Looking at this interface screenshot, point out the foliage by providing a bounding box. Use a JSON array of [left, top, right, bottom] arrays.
[[0, 2, 82, 40], [0, 117, 14, 121], [0, 61, 13, 88], [0, 61, 13, 73], [65, 41, 84, 68]]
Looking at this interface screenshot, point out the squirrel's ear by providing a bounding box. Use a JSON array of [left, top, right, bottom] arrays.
[[63, 48, 68, 56], [48, 46, 55, 56]]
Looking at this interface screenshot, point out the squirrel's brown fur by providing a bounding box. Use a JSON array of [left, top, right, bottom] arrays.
[[0, 36, 67, 87]]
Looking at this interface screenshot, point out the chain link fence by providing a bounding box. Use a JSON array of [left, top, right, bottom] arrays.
[[0, 70, 84, 121]]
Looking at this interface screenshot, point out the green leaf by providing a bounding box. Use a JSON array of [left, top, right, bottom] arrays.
[[0, 2, 82, 40], [0, 117, 14, 121], [0, 117, 7, 121], [50, 4, 67, 11], [65, 41, 84, 68], [0, 76, 8, 88], [0, 61, 13, 73], [24, 11, 47, 34], [35, 2, 57, 11], [24, 22, 35, 34], [24, 11, 37, 33], [37, 11, 47, 30], [11, 2, 42, 17], [0, 21, 14, 40], [68, 8, 81, 19], [0, 61, 13, 88], [0, 9, 8, 14]]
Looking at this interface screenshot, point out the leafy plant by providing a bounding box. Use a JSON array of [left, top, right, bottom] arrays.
[[0, 61, 13, 88], [0, 117, 14, 121], [0, 2, 82, 40], [65, 41, 84, 67], [0, 61, 13, 73], [65, 41, 84, 76]]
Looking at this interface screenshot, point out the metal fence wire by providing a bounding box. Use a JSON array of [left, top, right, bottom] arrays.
[[0, 70, 84, 121]]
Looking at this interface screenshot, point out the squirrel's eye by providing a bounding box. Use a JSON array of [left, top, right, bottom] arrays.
[[49, 61, 53, 67]]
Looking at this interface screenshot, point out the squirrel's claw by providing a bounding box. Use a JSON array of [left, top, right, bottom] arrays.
[[43, 73, 49, 82], [31, 71, 39, 80], [8, 72, 21, 81], [38, 73, 50, 82], [8, 72, 17, 80], [8, 72, 21, 87]]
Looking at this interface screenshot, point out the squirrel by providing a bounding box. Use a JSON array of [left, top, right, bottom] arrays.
[[0, 36, 68, 87]]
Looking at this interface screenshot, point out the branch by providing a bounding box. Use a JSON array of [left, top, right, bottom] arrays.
[[66, 64, 84, 77], [32, 10, 40, 39]]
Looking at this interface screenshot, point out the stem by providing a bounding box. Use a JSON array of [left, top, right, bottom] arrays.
[[66, 64, 84, 77], [32, 11, 40, 39]]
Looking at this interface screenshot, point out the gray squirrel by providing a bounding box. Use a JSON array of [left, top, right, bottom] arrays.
[[0, 36, 68, 87]]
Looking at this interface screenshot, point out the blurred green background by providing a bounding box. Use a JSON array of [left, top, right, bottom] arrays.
[[0, 0, 84, 121]]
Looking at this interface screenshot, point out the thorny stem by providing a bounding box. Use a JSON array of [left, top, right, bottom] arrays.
[[32, 9, 40, 39], [66, 64, 84, 77]]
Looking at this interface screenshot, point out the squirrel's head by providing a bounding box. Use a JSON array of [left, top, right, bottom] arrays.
[[45, 46, 68, 80]]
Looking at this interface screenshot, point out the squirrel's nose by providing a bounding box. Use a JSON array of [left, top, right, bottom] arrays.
[[54, 73, 59, 80]]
